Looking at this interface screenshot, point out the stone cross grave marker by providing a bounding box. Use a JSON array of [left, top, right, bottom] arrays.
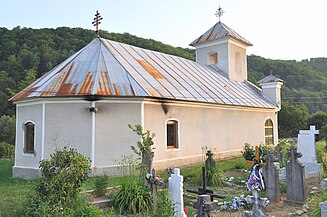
[[244, 146, 269, 217], [297, 126, 322, 179], [298, 126, 319, 163], [286, 145, 307, 203], [262, 150, 281, 203], [168, 168, 186, 217]]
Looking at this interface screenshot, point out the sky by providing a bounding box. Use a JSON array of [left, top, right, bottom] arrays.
[[1, 0, 327, 61]]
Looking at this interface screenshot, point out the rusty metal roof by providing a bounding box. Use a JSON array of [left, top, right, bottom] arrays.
[[11, 37, 275, 109], [190, 21, 253, 47], [258, 74, 284, 84]]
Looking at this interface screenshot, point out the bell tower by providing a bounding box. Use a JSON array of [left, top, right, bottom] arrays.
[[190, 7, 252, 82]]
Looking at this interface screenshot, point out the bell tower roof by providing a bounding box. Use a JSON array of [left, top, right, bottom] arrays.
[[189, 21, 253, 47]]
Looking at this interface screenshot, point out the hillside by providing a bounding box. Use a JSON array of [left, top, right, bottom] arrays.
[[0, 26, 326, 117]]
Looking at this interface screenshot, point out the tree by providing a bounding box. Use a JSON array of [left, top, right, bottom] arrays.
[[308, 111, 327, 130], [278, 102, 309, 138], [0, 115, 15, 144]]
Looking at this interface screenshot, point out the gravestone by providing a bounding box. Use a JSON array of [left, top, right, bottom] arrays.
[[193, 195, 217, 217], [286, 146, 307, 203], [168, 168, 186, 217], [321, 178, 327, 191], [319, 201, 327, 217], [262, 150, 280, 202], [297, 126, 322, 180]]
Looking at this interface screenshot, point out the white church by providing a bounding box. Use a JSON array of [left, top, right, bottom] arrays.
[[11, 10, 283, 178]]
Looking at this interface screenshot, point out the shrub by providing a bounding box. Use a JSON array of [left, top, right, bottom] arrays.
[[0, 142, 14, 159], [129, 124, 155, 181], [94, 175, 109, 197], [242, 143, 255, 161], [112, 180, 152, 214], [0, 115, 15, 145], [25, 147, 102, 216]]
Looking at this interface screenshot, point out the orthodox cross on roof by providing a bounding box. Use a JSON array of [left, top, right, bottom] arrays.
[[92, 10, 103, 36], [215, 6, 224, 22]]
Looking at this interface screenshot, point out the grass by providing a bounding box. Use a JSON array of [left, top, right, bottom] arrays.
[[0, 143, 324, 216], [0, 159, 34, 217]]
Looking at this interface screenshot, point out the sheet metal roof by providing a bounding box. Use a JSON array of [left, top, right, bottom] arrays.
[[258, 74, 284, 84], [11, 37, 276, 109], [190, 21, 253, 47]]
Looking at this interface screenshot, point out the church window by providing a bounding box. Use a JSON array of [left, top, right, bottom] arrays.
[[235, 52, 242, 73], [264, 119, 274, 145], [167, 120, 179, 149], [208, 52, 218, 65], [24, 121, 35, 154]]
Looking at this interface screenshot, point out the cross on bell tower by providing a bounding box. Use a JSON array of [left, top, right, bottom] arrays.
[[92, 10, 103, 36], [215, 6, 224, 22]]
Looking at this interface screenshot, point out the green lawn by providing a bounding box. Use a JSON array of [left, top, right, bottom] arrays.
[[0, 159, 34, 217], [0, 142, 325, 216]]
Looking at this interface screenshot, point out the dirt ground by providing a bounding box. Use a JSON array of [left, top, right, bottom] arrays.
[[185, 170, 316, 217]]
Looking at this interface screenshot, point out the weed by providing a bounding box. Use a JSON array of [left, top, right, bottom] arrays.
[[94, 175, 109, 197], [112, 180, 152, 215]]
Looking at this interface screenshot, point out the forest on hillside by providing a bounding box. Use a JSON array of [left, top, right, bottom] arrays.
[[0, 26, 327, 140]]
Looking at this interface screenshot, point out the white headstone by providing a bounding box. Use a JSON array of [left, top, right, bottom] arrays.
[[168, 168, 186, 217], [297, 125, 319, 163], [297, 126, 322, 179]]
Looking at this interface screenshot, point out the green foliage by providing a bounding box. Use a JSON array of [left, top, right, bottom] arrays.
[[309, 190, 327, 217], [152, 190, 176, 217], [94, 175, 109, 197], [308, 111, 327, 140], [111, 180, 152, 215], [279, 181, 287, 194], [129, 124, 155, 180], [0, 115, 16, 144], [0, 142, 15, 159], [278, 102, 309, 138], [242, 143, 255, 161], [25, 147, 98, 216], [204, 150, 225, 186]]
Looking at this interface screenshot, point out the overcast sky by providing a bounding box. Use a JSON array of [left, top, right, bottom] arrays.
[[1, 0, 327, 61]]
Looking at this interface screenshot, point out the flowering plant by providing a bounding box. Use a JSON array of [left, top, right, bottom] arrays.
[[145, 173, 166, 188]]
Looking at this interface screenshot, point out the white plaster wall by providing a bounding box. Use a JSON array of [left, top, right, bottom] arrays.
[[44, 102, 92, 159], [229, 42, 247, 82], [94, 102, 142, 167], [195, 42, 229, 76], [144, 102, 278, 169], [15, 104, 43, 168]]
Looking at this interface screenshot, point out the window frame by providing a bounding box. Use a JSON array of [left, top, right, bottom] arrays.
[[235, 51, 242, 73], [23, 121, 36, 154], [165, 119, 180, 150], [208, 52, 218, 65], [264, 118, 274, 145]]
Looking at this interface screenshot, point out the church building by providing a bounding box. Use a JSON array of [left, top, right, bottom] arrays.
[[11, 9, 283, 178]]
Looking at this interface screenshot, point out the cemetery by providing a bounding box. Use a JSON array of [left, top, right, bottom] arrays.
[[0, 125, 326, 216]]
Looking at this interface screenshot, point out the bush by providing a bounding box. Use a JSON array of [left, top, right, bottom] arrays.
[[242, 143, 255, 161], [0, 142, 14, 159], [0, 115, 15, 145], [25, 147, 103, 216], [94, 175, 109, 197], [112, 180, 152, 215]]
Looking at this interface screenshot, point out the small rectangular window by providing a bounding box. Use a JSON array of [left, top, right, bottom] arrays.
[[167, 120, 178, 149], [24, 122, 35, 153]]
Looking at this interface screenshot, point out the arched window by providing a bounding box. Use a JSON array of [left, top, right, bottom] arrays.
[[208, 52, 218, 65], [235, 52, 242, 73], [24, 121, 35, 153], [166, 120, 179, 149], [264, 119, 274, 145]]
